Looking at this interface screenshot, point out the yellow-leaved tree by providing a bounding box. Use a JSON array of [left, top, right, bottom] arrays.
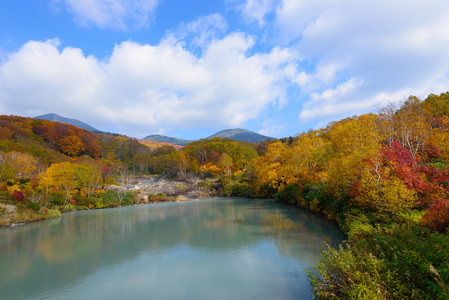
[[38, 162, 79, 207]]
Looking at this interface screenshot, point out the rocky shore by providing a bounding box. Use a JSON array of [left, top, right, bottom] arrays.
[[106, 175, 221, 204]]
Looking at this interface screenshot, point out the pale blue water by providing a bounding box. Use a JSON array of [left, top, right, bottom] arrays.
[[0, 198, 344, 299]]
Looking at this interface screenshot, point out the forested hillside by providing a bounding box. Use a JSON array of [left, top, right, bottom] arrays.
[[221, 92, 449, 299], [0, 114, 262, 225], [2, 92, 449, 298]]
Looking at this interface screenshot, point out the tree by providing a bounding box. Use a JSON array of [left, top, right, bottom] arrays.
[[76, 162, 103, 197], [0, 151, 37, 182], [57, 135, 84, 156], [378, 96, 437, 161], [252, 141, 286, 197], [218, 153, 233, 176], [323, 115, 381, 201], [350, 162, 417, 214], [39, 162, 78, 208]]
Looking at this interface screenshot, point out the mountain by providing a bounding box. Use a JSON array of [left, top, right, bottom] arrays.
[[143, 129, 275, 146], [142, 134, 193, 146], [34, 113, 101, 132], [207, 128, 274, 143]]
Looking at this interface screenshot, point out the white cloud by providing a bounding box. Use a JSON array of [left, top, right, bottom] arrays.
[[258, 119, 287, 138], [0, 36, 298, 137], [50, 0, 160, 29], [299, 78, 364, 121], [240, 0, 277, 26], [265, 0, 449, 123], [172, 14, 228, 49]]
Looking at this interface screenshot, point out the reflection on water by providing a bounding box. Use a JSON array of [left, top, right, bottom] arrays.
[[0, 198, 344, 300]]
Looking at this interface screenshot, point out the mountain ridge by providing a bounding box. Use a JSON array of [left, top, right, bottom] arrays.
[[206, 128, 274, 143], [142, 134, 193, 146], [143, 128, 275, 145], [34, 113, 101, 132], [33, 113, 275, 144]]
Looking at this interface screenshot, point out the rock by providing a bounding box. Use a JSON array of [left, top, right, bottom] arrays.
[[137, 194, 149, 204], [103, 176, 215, 204], [175, 195, 188, 202], [0, 203, 17, 214]]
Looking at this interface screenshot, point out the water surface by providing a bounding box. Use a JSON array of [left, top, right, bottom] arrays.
[[0, 198, 344, 299]]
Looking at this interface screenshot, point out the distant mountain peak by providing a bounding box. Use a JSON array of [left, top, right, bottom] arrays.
[[142, 128, 275, 145], [34, 113, 101, 132], [142, 134, 193, 146], [207, 128, 274, 143]]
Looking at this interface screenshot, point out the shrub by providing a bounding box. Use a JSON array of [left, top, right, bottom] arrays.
[[308, 244, 390, 300], [274, 184, 300, 204], [352, 223, 449, 299], [46, 208, 61, 218], [26, 201, 41, 211], [421, 200, 449, 233], [148, 193, 167, 202], [310, 223, 449, 300], [223, 183, 251, 197], [49, 192, 65, 206], [10, 190, 25, 202], [122, 191, 135, 206]]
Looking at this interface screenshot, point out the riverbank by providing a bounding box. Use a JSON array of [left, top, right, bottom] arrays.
[[0, 176, 222, 228], [107, 175, 221, 204], [0, 202, 61, 228]]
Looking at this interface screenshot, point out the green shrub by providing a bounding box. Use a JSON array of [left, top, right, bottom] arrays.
[[122, 191, 134, 206], [46, 208, 61, 218], [148, 193, 167, 202], [223, 183, 251, 197], [26, 201, 41, 211], [308, 244, 391, 300], [274, 184, 300, 204], [313, 222, 449, 299]]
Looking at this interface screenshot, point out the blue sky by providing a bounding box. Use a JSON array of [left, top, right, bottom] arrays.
[[1, 0, 449, 139]]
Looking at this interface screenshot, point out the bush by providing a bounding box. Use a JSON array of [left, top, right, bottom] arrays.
[[274, 184, 300, 204], [49, 191, 65, 206], [353, 223, 449, 299], [308, 244, 390, 300], [421, 200, 449, 233], [10, 190, 25, 202], [45, 208, 61, 218], [148, 193, 168, 202], [26, 201, 41, 211], [122, 191, 134, 206], [223, 183, 251, 197], [302, 184, 330, 212]]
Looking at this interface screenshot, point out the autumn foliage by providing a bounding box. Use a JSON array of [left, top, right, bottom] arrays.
[[421, 200, 449, 233], [31, 120, 100, 158], [2, 92, 449, 298]]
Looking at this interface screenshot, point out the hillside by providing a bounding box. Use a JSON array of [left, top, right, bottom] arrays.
[[142, 134, 193, 146], [207, 128, 274, 143], [34, 113, 101, 132]]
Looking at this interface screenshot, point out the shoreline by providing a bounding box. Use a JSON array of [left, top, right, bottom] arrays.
[[1, 176, 221, 229]]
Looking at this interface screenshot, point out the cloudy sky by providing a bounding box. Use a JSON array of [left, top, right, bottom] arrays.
[[1, 0, 449, 139]]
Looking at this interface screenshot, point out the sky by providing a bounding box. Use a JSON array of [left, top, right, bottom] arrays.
[[1, 0, 449, 140]]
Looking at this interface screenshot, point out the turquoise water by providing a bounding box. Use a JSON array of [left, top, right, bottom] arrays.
[[0, 198, 344, 299]]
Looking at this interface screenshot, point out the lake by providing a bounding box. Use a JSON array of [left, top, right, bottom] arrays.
[[0, 198, 344, 299]]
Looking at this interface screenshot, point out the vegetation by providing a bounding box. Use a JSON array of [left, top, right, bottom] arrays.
[[220, 92, 449, 299], [0, 114, 261, 226], [2, 92, 449, 298]]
